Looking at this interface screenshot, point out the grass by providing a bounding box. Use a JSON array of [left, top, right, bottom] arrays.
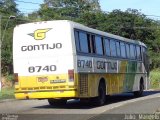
[[0, 87, 15, 100], [150, 69, 160, 89]]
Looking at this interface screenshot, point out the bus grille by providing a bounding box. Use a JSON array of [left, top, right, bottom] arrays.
[[79, 74, 88, 96]]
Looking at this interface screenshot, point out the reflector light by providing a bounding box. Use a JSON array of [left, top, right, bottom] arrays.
[[14, 73, 18, 83], [68, 69, 74, 82]]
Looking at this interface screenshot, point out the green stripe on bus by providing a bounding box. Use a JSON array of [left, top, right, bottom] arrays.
[[123, 61, 137, 91]]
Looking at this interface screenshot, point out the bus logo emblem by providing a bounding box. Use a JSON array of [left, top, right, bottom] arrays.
[[28, 28, 52, 40]]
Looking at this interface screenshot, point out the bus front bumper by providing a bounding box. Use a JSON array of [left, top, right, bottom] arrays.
[[15, 90, 77, 99]]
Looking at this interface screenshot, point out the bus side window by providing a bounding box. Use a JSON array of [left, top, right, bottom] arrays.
[[142, 47, 147, 60], [142, 46, 149, 74], [134, 45, 137, 59], [136, 45, 141, 60], [110, 39, 117, 57], [79, 31, 89, 53], [87, 33, 92, 53], [102, 37, 105, 55], [120, 42, 126, 58], [91, 35, 96, 53], [130, 44, 136, 59], [126, 43, 130, 59], [95, 35, 104, 55], [134, 45, 137, 60], [116, 41, 121, 57], [74, 31, 80, 51], [104, 38, 110, 56]]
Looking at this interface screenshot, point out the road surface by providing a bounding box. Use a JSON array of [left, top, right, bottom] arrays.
[[0, 91, 160, 120]]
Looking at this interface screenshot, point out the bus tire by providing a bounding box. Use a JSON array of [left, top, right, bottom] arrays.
[[48, 99, 67, 106], [93, 81, 106, 106], [134, 78, 144, 97], [80, 98, 90, 104]]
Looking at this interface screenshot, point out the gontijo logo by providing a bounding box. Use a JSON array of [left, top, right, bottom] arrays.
[[28, 28, 52, 40]]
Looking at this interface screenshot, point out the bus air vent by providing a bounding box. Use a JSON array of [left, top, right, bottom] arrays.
[[79, 74, 88, 96]]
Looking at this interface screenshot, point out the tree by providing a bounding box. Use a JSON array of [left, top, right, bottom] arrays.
[[38, 0, 101, 20], [100, 9, 155, 41], [76, 11, 107, 29], [148, 21, 160, 69], [0, 0, 19, 74], [0, 0, 18, 15]]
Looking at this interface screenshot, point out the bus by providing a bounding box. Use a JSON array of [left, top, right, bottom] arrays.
[[13, 20, 150, 106]]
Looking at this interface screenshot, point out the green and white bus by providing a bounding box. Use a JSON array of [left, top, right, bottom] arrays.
[[13, 20, 150, 106]]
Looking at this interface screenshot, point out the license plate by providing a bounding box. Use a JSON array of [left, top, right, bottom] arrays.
[[37, 77, 48, 83]]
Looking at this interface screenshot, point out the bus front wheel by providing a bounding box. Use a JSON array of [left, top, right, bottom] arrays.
[[48, 99, 67, 106], [134, 79, 144, 97]]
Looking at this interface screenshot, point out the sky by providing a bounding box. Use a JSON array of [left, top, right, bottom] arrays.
[[15, 0, 160, 20]]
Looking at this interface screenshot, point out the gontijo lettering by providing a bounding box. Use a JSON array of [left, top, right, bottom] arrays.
[[21, 43, 62, 51]]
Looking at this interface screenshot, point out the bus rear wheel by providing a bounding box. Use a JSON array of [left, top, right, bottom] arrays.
[[48, 99, 67, 106], [93, 81, 106, 106]]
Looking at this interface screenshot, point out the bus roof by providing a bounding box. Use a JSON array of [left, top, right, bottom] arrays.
[[15, 20, 147, 48]]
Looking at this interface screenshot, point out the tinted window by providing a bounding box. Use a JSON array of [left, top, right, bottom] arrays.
[[95, 36, 103, 55], [87, 34, 91, 53], [116, 41, 121, 57], [110, 39, 116, 57], [104, 38, 110, 56], [126, 44, 130, 58], [142, 47, 147, 61], [130, 44, 136, 59], [136, 46, 141, 60], [79, 31, 89, 53], [91, 35, 96, 53], [74, 31, 80, 51], [120, 42, 126, 58], [142, 47, 147, 55]]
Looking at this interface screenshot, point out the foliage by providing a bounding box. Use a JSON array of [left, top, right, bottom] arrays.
[[0, 0, 18, 15], [0, 0, 18, 75], [38, 0, 101, 20], [0, 87, 14, 100], [103, 9, 155, 41], [6, 73, 13, 82], [0, 0, 29, 75], [148, 26, 160, 69], [150, 69, 160, 89], [76, 11, 107, 29]]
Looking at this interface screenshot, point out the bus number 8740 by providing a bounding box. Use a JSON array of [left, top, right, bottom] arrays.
[[28, 65, 57, 73], [77, 60, 92, 68]]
